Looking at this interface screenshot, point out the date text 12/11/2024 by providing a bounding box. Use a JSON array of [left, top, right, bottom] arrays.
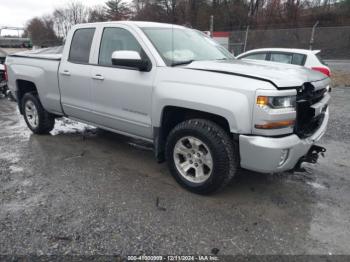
[[127, 255, 220, 261]]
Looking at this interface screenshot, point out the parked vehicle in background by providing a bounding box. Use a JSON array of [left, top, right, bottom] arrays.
[[0, 64, 8, 96], [236, 48, 331, 77], [1, 48, 8, 96], [0, 52, 6, 64], [195, 30, 235, 58], [5, 22, 331, 194]]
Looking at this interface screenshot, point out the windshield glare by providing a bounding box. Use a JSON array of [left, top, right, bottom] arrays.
[[142, 27, 233, 66]]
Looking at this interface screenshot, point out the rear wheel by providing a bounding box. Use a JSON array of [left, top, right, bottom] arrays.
[[21, 93, 55, 134], [165, 119, 239, 194]]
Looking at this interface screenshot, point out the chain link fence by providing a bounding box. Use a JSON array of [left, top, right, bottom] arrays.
[[230, 26, 350, 59]]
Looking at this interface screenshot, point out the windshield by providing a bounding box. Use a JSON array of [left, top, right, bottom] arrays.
[[142, 27, 234, 66]]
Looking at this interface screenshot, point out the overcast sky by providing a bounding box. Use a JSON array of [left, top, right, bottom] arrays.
[[0, 0, 131, 35]]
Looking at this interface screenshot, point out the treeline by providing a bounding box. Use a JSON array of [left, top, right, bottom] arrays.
[[25, 0, 350, 47]]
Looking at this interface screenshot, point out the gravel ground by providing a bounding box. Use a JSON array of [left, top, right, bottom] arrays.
[[326, 60, 350, 87], [0, 87, 350, 258]]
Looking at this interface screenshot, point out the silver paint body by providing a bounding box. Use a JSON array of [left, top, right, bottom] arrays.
[[5, 21, 331, 173]]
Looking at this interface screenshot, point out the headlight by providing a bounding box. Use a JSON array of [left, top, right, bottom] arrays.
[[257, 96, 296, 109]]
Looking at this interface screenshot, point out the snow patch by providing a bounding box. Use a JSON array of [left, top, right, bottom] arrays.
[[307, 181, 326, 189], [51, 118, 96, 136], [0, 151, 20, 164], [9, 165, 24, 173]]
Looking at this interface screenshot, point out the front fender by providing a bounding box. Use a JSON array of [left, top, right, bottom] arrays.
[[153, 81, 253, 134]]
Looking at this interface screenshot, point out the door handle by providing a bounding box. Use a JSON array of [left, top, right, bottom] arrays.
[[92, 74, 104, 81], [61, 70, 71, 76]]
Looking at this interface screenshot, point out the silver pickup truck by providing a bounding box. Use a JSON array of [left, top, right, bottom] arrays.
[[5, 21, 331, 194]]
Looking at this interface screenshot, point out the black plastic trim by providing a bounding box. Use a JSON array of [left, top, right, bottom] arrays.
[[153, 126, 165, 163]]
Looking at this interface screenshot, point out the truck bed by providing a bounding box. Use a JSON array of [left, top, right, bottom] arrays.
[[9, 46, 63, 61], [6, 47, 63, 115]]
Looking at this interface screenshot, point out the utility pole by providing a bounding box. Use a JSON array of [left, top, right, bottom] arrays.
[[243, 25, 249, 52], [210, 15, 214, 37], [309, 21, 319, 50]]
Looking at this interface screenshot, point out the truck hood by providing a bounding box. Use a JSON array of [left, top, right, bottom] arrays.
[[185, 59, 328, 88]]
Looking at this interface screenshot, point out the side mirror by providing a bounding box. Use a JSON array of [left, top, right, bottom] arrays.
[[111, 51, 150, 71]]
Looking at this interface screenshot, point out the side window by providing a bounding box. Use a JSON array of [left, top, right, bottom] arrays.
[[292, 53, 306, 65], [242, 53, 267, 61], [99, 27, 142, 66], [270, 53, 293, 64], [69, 28, 95, 64]]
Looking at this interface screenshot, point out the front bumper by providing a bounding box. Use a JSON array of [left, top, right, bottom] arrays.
[[239, 108, 329, 173]]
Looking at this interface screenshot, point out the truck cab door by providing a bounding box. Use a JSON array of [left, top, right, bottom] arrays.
[[58, 27, 96, 121], [89, 26, 156, 140]]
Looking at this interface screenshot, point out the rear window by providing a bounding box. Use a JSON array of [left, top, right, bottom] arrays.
[[270, 53, 293, 64], [69, 28, 95, 64], [292, 53, 306, 65], [242, 53, 267, 61]]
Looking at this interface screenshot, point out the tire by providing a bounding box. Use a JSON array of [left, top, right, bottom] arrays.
[[165, 119, 239, 194], [21, 92, 55, 134]]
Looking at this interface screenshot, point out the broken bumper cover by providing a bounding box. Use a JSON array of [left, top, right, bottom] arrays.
[[239, 108, 329, 173]]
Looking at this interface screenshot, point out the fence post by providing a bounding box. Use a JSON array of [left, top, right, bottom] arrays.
[[210, 15, 214, 37], [309, 21, 319, 50], [243, 25, 249, 52]]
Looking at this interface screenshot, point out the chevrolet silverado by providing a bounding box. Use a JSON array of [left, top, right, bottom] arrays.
[[5, 22, 331, 194]]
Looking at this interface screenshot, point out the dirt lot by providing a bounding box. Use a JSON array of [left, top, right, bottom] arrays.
[[0, 87, 350, 258], [327, 61, 350, 87]]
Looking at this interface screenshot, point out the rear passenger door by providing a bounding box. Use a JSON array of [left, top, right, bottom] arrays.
[[59, 27, 96, 121]]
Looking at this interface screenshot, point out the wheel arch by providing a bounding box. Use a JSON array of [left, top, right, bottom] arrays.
[[16, 79, 38, 114], [154, 105, 235, 163]]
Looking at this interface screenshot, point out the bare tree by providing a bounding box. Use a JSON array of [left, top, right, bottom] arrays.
[[53, 1, 89, 37], [160, 0, 178, 22], [26, 17, 61, 47], [131, 0, 168, 22], [88, 6, 108, 22], [23, 0, 350, 42]]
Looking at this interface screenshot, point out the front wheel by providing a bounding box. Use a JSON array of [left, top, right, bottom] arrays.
[[165, 119, 239, 194], [21, 93, 55, 134]]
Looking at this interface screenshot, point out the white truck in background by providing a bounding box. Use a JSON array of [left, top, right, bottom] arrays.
[[5, 22, 330, 194]]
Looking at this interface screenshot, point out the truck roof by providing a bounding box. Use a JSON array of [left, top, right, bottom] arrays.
[[74, 21, 186, 29]]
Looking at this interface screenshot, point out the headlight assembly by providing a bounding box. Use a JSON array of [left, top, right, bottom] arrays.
[[257, 96, 296, 109]]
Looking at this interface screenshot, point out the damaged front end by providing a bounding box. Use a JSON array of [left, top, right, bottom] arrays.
[[292, 80, 330, 172], [294, 82, 330, 138], [293, 145, 326, 172]]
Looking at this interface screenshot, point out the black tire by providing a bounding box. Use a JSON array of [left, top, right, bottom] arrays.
[[165, 119, 239, 194], [21, 92, 55, 134]]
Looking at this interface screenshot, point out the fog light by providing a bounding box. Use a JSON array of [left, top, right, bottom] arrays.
[[278, 149, 289, 167]]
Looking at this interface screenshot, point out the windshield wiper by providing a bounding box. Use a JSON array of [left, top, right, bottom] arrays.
[[171, 60, 194, 67]]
